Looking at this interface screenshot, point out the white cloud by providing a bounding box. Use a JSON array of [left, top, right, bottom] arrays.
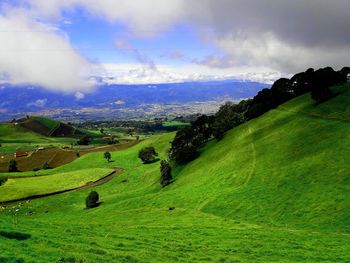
[[23, 0, 350, 76], [96, 63, 278, 84], [74, 91, 85, 100], [3, 0, 350, 88], [27, 98, 47, 107], [0, 7, 94, 93], [24, 0, 188, 36], [114, 39, 156, 70]]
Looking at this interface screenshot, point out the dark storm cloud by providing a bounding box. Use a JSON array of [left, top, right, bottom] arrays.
[[203, 0, 350, 47], [186, 0, 350, 73]]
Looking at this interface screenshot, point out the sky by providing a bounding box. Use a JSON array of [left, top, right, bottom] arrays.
[[0, 0, 350, 94]]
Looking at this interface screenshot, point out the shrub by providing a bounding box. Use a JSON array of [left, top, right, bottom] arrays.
[[85, 191, 99, 209], [160, 160, 172, 187], [138, 147, 158, 164], [104, 151, 111, 162], [77, 136, 91, 145], [8, 160, 18, 173]]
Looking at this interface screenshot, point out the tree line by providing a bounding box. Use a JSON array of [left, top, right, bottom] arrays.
[[169, 66, 350, 165]]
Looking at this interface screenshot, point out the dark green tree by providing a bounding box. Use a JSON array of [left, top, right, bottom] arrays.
[[138, 147, 158, 164], [77, 136, 91, 145], [86, 191, 99, 209], [104, 151, 112, 162], [160, 160, 172, 187], [8, 159, 18, 173], [169, 126, 199, 164], [310, 67, 345, 103]]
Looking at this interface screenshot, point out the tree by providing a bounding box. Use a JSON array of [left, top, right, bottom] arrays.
[[138, 147, 158, 164], [0, 177, 7, 186], [85, 191, 99, 209], [8, 160, 18, 172], [77, 136, 91, 145], [104, 151, 112, 162], [310, 67, 345, 103], [160, 160, 172, 187], [169, 126, 199, 164]]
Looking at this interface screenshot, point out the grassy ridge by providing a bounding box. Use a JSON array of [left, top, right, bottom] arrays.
[[31, 116, 60, 132], [0, 123, 75, 154], [0, 85, 349, 262]]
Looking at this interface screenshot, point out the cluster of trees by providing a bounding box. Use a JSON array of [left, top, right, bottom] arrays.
[[138, 147, 158, 164], [246, 67, 348, 119], [168, 67, 349, 165], [77, 135, 91, 145], [138, 147, 173, 187], [78, 119, 185, 134]]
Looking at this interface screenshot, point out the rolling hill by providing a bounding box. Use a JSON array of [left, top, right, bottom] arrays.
[[16, 116, 85, 137], [0, 84, 350, 262]]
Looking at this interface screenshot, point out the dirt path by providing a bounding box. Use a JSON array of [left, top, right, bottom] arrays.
[[0, 168, 123, 205]]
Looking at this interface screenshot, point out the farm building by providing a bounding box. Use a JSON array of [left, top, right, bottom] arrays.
[[14, 151, 28, 158]]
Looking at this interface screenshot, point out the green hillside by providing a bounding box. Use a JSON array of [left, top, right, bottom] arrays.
[[0, 123, 76, 154], [0, 85, 350, 262]]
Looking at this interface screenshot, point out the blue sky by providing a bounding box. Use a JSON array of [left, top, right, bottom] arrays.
[[0, 0, 349, 94], [63, 16, 218, 65]]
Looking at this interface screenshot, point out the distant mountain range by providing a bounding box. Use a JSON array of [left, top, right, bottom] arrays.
[[0, 80, 269, 122]]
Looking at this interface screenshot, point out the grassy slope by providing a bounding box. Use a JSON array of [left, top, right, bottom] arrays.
[[0, 85, 350, 262], [31, 116, 60, 132], [0, 123, 75, 153], [0, 168, 113, 202]]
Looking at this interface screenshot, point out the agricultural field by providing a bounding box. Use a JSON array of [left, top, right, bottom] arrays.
[[161, 121, 190, 127], [0, 85, 349, 262], [0, 168, 115, 203], [0, 117, 141, 173]]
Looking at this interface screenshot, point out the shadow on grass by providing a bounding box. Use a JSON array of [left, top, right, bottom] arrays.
[[143, 158, 160, 165], [85, 201, 103, 210], [313, 90, 344, 106], [0, 231, 31, 240]]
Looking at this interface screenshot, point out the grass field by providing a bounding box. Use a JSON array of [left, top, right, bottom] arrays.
[[162, 121, 190, 127], [0, 123, 76, 154], [0, 85, 349, 262], [0, 168, 114, 202]]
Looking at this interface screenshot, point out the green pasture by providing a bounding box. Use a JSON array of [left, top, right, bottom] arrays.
[[0, 84, 350, 262]]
